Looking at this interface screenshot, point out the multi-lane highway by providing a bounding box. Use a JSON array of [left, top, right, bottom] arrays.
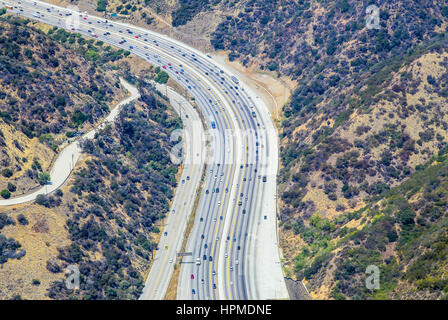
[[5, 0, 289, 300], [140, 83, 206, 300]]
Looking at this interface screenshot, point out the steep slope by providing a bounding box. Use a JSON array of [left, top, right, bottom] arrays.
[[46, 82, 181, 300]]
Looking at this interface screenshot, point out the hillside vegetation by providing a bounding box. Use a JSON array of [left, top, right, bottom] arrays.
[[47, 81, 181, 300], [0, 15, 126, 196], [0, 16, 181, 300]]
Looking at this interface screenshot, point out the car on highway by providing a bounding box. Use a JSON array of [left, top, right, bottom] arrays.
[[212, 270, 216, 276], [169, 258, 173, 263], [204, 243, 208, 249], [203, 254, 207, 260], [164, 231, 167, 236], [201, 234, 204, 239], [213, 284, 216, 289], [192, 289, 196, 295], [196, 258, 201, 265], [230, 266, 233, 271], [191, 274, 194, 279], [209, 256, 213, 261], [201, 279, 204, 284]]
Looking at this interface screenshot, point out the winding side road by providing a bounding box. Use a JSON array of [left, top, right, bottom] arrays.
[[0, 78, 140, 206]]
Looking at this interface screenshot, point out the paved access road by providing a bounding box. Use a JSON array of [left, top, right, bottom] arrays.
[[0, 77, 139, 206], [5, 0, 289, 300]]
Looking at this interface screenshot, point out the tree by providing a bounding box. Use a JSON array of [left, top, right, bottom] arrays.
[[1, 189, 11, 199], [97, 0, 108, 12], [38, 172, 51, 185], [1, 168, 13, 178], [155, 71, 169, 84]]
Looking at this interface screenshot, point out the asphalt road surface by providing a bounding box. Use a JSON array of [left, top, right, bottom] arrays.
[[5, 0, 289, 300]]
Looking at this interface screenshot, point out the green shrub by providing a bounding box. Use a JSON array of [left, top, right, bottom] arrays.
[[1, 189, 11, 199]]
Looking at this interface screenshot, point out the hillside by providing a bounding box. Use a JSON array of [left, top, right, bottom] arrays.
[[0, 15, 181, 300], [0, 14, 127, 197], [47, 81, 181, 300]]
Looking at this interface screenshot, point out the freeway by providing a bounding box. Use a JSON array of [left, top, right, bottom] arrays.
[[140, 83, 206, 300], [5, 0, 289, 300]]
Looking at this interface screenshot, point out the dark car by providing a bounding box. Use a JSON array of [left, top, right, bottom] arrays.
[[216, 188, 219, 193], [201, 234, 204, 239], [203, 254, 207, 260], [209, 256, 213, 261]]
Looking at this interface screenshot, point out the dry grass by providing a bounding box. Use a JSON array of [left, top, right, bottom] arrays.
[[0, 204, 70, 300]]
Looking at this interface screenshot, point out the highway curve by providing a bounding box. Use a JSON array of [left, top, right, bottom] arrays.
[[5, 0, 289, 300]]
